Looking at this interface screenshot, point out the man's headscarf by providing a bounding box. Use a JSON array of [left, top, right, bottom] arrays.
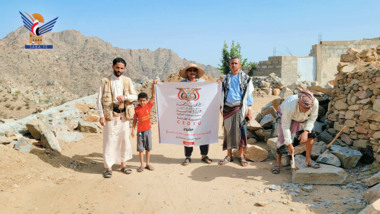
[[298, 90, 314, 109]]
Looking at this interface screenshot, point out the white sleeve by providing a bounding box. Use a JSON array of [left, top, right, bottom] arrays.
[[97, 82, 105, 118], [281, 103, 294, 145], [126, 81, 137, 102], [304, 98, 319, 132]]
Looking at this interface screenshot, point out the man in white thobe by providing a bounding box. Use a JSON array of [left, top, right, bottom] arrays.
[[97, 57, 137, 178]]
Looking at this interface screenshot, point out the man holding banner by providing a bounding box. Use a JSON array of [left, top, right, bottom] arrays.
[[155, 65, 221, 160], [219, 57, 254, 167]]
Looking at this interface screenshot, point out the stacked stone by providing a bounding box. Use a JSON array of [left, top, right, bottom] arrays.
[[325, 47, 380, 163], [252, 73, 286, 96]]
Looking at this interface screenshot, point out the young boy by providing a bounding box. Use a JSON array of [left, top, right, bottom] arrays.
[[131, 81, 157, 172]]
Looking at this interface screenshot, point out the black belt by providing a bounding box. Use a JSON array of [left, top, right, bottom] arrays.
[[113, 106, 126, 113]]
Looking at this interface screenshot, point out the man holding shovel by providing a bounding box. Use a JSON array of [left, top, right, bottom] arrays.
[[271, 90, 319, 174]]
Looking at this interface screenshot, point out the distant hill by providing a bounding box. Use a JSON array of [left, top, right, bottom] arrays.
[[0, 27, 220, 119]]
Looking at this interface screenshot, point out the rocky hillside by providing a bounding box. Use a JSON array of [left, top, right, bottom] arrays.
[[0, 27, 220, 119]]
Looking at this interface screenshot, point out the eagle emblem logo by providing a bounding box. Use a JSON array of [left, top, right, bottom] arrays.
[[176, 88, 201, 101], [19, 11, 58, 45]]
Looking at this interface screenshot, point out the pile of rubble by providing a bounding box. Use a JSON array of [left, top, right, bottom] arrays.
[[0, 94, 101, 153], [252, 73, 286, 97], [326, 47, 380, 160], [236, 47, 380, 213]]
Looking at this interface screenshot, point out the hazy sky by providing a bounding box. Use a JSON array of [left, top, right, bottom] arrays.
[[1, 0, 379, 66]]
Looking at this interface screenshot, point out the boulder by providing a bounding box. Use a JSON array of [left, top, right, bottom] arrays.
[[363, 172, 380, 187], [78, 121, 98, 133], [364, 183, 380, 205], [292, 164, 348, 184], [316, 150, 341, 167], [247, 119, 262, 130], [340, 53, 359, 63], [272, 88, 281, 96], [358, 199, 380, 214], [294, 144, 306, 155], [26, 119, 61, 153], [335, 99, 348, 110], [272, 98, 283, 111], [317, 130, 334, 144], [13, 137, 33, 152], [313, 121, 324, 134], [373, 131, 380, 140], [344, 119, 356, 128], [259, 114, 274, 128], [261, 87, 272, 95], [255, 129, 272, 141], [26, 119, 47, 140], [330, 145, 362, 169], [247, 138, 257, 145], [360, 110, 380, 122], [41, 131, 62, 153], [374, 99, 380, 112], [0, 135, 12, 144], [311, 141, 326, 159], [56, 131, 84, 145], [86, 115, 100, 122], [279, 87, 293, 99], [261, 106, 277, 118], [340, 134, 353, 145], [294, 154, 307, 170], [232, 144, 268, 162], [354, 139, 370, 149], [266, 138, 277, 153]]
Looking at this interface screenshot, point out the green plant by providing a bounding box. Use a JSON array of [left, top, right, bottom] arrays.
[[247, 62, 258, 76], [218, 40, 248, 75], [9, 106, 14, 110], [16, 106, 22, 110], [5, 104, 10, 108]]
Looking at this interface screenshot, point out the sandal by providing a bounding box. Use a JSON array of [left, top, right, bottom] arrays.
[[271, 166, 280, 174], [306, 160, 320, 169], [120, 166, 132, 174], [182, 158, 191, 166], [239, 157, 248, 167], [218, 156, 233, 165], [201, 156, 212, 164], [103, 170, 112, 178], [137, 166, 144, 172], [145, 165, 155, 171]]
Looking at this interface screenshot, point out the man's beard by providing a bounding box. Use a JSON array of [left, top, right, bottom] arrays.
[[114, 70, 122, 77]]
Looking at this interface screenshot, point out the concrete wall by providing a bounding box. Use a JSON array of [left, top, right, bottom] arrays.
[[280, 56, 299, 85], [254, 56, 282, 77], [310, 38, 380, 85]]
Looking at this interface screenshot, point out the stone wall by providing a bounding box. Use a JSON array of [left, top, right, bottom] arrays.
[[254, 56, 282, 77], [254, 56, 315, 86], [325, 47, 380, 162], [310, 38, 380, 85]]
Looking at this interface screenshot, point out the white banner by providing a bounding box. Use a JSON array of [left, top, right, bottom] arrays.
[[155, 82, 221, 146]]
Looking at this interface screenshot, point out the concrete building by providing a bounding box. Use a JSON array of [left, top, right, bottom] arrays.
[[254, 38, 380, 85]]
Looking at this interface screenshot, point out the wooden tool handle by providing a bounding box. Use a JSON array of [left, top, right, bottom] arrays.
[[291, 153, 295, 167], [326, 125, 347, 149]]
